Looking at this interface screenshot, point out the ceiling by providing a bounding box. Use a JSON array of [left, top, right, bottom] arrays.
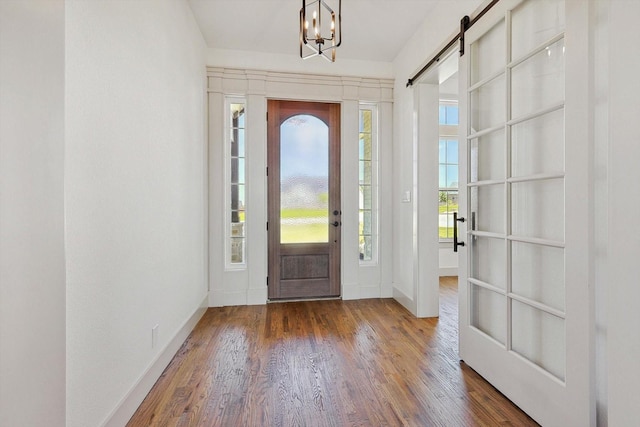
[[187, 0, 454, 62]]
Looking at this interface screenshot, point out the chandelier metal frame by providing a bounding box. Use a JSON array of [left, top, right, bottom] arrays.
[[299, 0, 342, 62]]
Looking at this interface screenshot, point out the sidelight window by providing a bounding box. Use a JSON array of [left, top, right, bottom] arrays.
[[359, 104, 378, 263], [227, 97, 246, 267]]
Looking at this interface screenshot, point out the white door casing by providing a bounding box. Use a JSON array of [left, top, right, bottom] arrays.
[[458, 1, 593, 426]]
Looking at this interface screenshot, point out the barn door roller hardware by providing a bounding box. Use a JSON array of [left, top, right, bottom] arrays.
[[406, 0, 500, 87]]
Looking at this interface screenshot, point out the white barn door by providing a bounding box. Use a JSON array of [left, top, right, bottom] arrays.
[[457, 1, 592, 425]]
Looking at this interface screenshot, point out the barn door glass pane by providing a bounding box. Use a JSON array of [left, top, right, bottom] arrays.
[[511, 108, 564, 177], [471, 284, 506, 345], [470, 128, 505, 183], [511, 0, 565, 60], [512, 178, 564, 241], [470, 19, 505, 85], [512, 241, 565, 311], [511, 38, 565, 119], [468, 20, 507, 347], [470, 76, 505, 132], [470, 236, 506, 291], [512, 300, 565, 381], [509, 0, 566, 377], [280, 115, 329, 244], [470, 184, 505, 234]]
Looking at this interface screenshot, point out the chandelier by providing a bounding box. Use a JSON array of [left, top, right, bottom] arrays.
[[299, 0, 342, 62]]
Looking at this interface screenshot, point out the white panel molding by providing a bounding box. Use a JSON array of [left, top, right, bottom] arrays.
[[208, 92, 225, 307], [245, 93, 268, 307], [102, 295, 208, 427], [378, 101, 394, 299], [207, 67, 394, 103], [341, 99, 360, 297]]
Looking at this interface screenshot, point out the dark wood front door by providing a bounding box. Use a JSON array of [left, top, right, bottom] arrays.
[[267, 100, 341, 300]]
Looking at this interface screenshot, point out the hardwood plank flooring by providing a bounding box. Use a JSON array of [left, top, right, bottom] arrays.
[[128, 277, 538, 426]]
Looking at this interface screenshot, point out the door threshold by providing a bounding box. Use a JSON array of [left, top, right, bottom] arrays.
[[267, 296, 342, 304]]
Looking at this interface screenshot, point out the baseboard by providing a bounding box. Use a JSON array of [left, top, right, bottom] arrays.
[[223, 290, 248, 306], [102, 294, 208, 427], [209, 289, 246, 307], [247, 286, 267, 305], [380, 283, 393, 298], [208, 289, 224, 307], [359, 285, 382, 299], [342, 284, 383, 300], [393, 286, 416, 316], [439, 267, 458, 277], [341, 282, 359, 300]]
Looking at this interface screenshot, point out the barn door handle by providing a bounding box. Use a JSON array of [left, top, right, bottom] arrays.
[[453, 212, 465, 252]]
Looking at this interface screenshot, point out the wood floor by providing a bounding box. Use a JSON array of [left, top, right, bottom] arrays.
[[128, 277, 538, 426]]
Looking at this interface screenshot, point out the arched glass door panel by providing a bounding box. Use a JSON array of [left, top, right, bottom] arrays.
[[280, 115, 329, 244]]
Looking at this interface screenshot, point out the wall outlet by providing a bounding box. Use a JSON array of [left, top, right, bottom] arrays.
[[151, 324, 159, 348]]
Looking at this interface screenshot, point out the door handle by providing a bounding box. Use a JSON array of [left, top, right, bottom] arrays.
[[453, 212, 465, 252], [331, 221, 341, 227]]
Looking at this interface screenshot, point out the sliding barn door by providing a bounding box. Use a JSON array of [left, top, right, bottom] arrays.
[[457, 0, 592, 425]]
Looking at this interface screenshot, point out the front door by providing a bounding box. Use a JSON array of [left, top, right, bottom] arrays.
[[267, 100, 341, 300], [457, 0, 592, 425]]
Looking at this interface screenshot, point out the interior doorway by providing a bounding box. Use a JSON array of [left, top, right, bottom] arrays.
[[438, 69, 461, 281], [414, 46, 461, 315], [266, 100, 341, 300]]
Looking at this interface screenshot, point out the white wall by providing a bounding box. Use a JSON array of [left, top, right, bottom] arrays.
[[592, 0, 609, 424], [0, 2, 66, 426], [591, 1, 640, 424], [65, 1, 208, 426], [606, 1, 640, 425], [439, 246, 459, 276]]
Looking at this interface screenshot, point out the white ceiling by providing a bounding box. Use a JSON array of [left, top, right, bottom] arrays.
[[187, 0, 455, 62]]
